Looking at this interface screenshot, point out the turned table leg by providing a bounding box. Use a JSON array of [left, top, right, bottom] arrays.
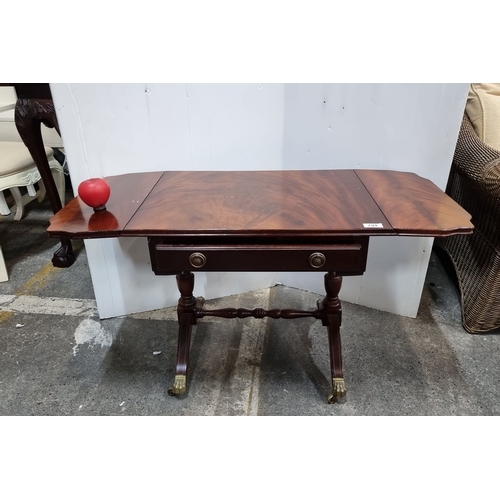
[[168, 271, 201, 396], [14, 96, 75, 268], [320, 272, 346, 403], [166, 269, 347, 403]]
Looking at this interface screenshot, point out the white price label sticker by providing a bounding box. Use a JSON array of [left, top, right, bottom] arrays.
[[363, 223, 384, 228]]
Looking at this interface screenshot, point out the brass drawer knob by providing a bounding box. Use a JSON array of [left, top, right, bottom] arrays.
[[309, 252, 326, 268], [189, 252, 207, 268]]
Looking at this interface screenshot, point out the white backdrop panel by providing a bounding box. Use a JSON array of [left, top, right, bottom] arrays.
[[50, 83, 468, 319]]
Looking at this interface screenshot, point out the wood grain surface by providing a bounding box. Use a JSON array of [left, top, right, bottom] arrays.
[[355, 170, 473, 236], [47, 170, 473, 239], [47, 172, 163, 238], [124, 170, 393, 236]]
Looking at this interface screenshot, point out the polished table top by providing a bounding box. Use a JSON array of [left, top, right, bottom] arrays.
[[48, 169, 473, 240], [47, 169, 474, 403]]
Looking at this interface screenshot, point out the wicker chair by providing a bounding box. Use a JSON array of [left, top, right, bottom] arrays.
[[435, 113, 500, 333]]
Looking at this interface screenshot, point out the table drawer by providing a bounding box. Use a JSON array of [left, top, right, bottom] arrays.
[[149, 240, 368, 275]]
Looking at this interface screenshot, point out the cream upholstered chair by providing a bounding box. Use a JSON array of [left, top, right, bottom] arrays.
[[0, 85, 63, 147], [0, 141, 65, 282], [0, 85, 65, 220], [0, 85, 66, 282], [0, 141, 64, 220]]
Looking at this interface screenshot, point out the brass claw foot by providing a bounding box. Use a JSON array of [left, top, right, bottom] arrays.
[[168, 375, 187, 396], [327, 377, 346, 404]]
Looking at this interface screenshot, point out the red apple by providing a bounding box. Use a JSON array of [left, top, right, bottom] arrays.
[[78, 178, 111, 211]]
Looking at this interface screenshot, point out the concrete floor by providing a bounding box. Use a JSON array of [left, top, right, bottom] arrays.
[[1, 195, 500, 416]]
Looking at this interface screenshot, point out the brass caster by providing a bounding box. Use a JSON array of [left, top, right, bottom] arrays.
[[327, 377, 346, 404], [168, 375, 187, 396]]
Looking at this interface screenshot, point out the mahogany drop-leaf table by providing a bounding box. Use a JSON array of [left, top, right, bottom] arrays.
[[48, 170, 473, 403]]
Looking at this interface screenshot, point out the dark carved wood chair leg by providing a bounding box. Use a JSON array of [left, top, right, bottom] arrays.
[[320, 272, 346, 403], [168, 271, 198, 396], [14, 97, 75, 268]]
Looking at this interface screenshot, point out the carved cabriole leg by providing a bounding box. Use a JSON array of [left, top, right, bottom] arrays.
[[168, 271, 199, 396], [320, 272, 347, 404], [14, 97, 75, 268], [0, 191, 9, 215], [11, 187, 24, 221]]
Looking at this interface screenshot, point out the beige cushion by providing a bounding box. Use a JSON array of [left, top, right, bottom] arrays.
[[0, 141, 53, 176], [466, 83, 500, 151]]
